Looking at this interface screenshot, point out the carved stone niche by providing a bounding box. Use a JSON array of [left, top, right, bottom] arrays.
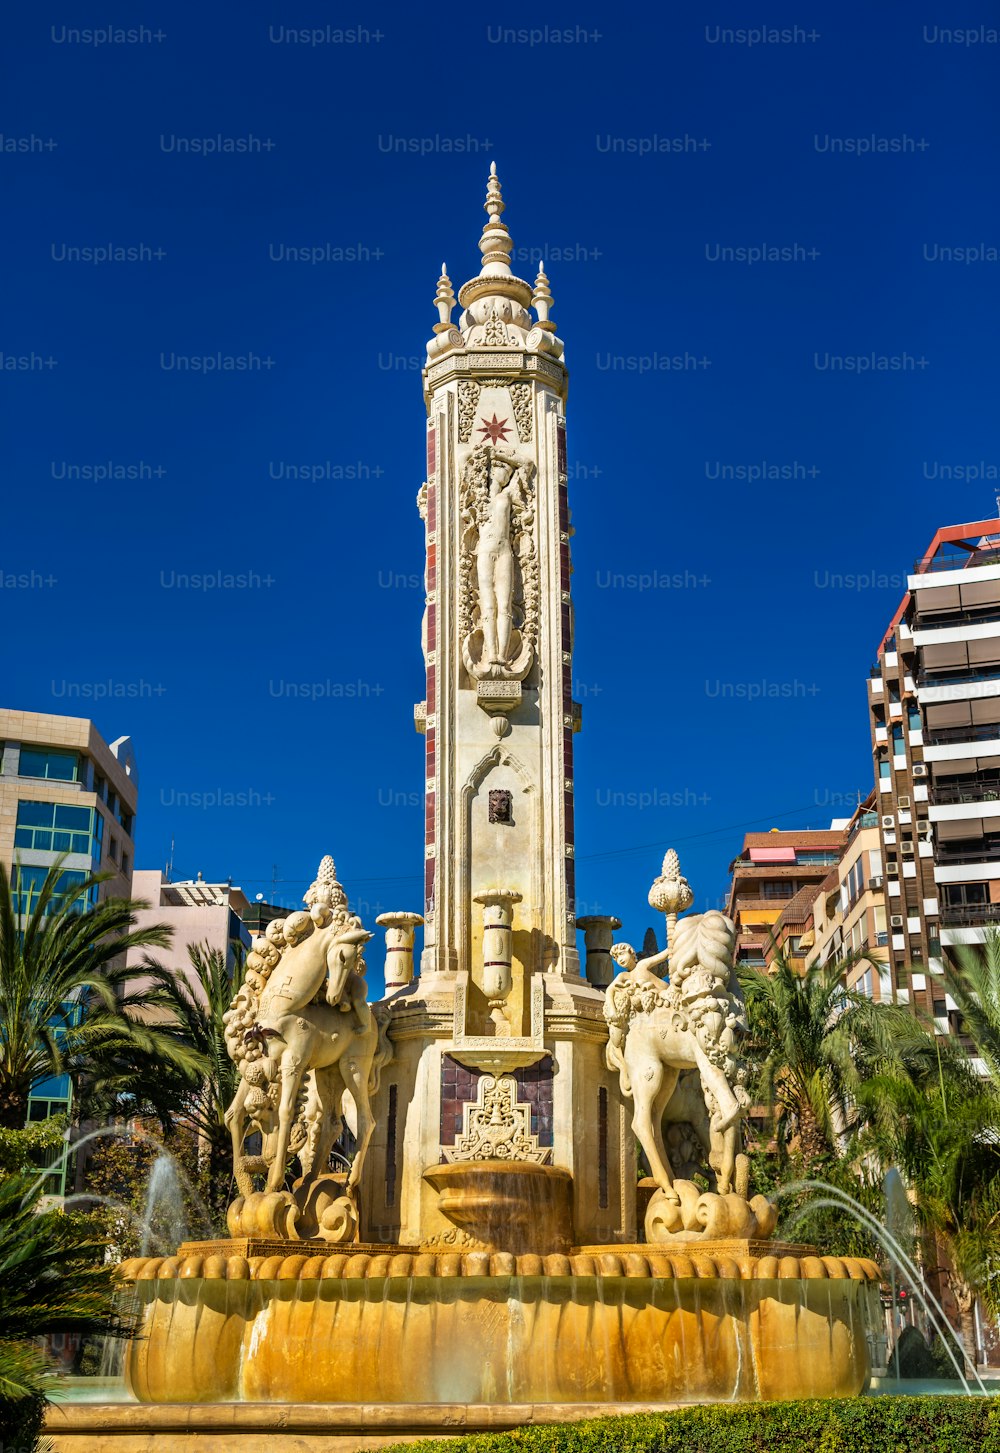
[[488, 789, 513, 824]]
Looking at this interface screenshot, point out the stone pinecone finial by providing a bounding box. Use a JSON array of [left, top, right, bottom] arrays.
[[648, 848, 695, 915]]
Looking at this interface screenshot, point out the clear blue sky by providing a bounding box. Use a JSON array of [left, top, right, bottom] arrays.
[[4, 3, 998, 991]]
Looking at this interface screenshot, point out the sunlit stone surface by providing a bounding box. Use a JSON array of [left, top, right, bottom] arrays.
[[110, 169, 882, 1419]]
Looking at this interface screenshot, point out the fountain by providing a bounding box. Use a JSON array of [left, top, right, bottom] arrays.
[[52, 169, 882, 1449]]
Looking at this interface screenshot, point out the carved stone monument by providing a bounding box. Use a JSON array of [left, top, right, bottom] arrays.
[[115, 171, 882, 1415]]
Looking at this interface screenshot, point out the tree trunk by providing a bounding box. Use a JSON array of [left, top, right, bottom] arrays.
[[0, 1086, 30, 1131], [952, 1277, 979, 1375], [794, 1098, 832, 1165]]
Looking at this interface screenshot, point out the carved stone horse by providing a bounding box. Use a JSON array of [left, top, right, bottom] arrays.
[[225, 919, 385, 1198], [605, 910, 747, 1200]]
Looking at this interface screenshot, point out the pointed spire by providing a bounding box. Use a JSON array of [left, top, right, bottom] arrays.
[[476, 162, 514, 279], [433, 262, 456, 332], [456, 164, 534, 322], [532, 264, 556, 331]]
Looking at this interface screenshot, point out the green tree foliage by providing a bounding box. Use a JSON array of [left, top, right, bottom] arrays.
[[0, 1172, 136, 1451], [0, 859, 204, 1129]]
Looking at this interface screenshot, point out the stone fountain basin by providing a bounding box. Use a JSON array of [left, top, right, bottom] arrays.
[[117, 1241, 881, 1406], [423, 1159, 574, 1254]]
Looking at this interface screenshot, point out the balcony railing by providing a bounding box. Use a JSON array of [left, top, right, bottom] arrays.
[[913, 548, 1000, 574], [913, 606, 1000, 631], [936, 844, 1000, 864], [939, 902, 1000, 927], [925, 722, 1000, 746], [918, 669, 1000, 688], [929, 782, 1000, 807]]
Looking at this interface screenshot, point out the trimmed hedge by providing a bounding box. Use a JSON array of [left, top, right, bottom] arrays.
[[383, 1397, 1000, 1453]]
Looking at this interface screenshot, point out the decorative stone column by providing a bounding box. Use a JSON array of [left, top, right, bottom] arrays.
[[576, 915, 622, 989], [473, 888, 522, 1035], [376, 911, 424, 990]]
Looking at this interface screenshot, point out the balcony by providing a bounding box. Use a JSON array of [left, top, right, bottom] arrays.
[[939, 902, 1000, 927], [925, 723, 1000, 746], [913, 548, 1000, 574], [935, 843, 1000, 865], [912, 606, 1000, 631], [918, 669, 1000, 689], [929, 781, 1000, 807]]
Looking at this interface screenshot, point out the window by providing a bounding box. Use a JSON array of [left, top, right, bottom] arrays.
[[108, 836, 119, 863], [908, 704, 921, 731], [18, 747, 78, 782], [879, 760, 891, 780], [15, 801, 103, 859], [13, 866, 98, 915], [94, 773, 107, 803], [796, 851, 840, 865], [891, 725, 905, 753], [121, 851, 130, 876]]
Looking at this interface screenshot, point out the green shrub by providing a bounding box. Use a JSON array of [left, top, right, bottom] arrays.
[[383, 1397, 1000, 1453]]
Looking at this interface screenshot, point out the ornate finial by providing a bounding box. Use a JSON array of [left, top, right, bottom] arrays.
[[477, 163, 514, 278], [531, 265, 556, 331], [304, 855, 347, 913], [485, 161, 505, 224], [433, 263, 456, 332], [648, 849, 694, 917]]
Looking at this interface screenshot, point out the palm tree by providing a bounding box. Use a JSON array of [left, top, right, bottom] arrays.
[[0, 859, 204, 1131], [739, 947, 934, 1162], [0, 1170, 137, 1449], [932, 927, 1000, 1087], [860, 1054, 1000, 1373], [125, 940, 247, 1224]]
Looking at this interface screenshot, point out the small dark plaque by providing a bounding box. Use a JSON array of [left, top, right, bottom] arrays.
[[488, 789, 513, 824]]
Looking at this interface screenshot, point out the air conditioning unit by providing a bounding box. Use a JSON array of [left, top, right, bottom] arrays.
[[898, 795, 911, 808], [918, 821, 933, 838], [913, 764, 927, 778], [890, 915, 904, 929], [882, 815, 895, 829], [901, 843, 915, 857]]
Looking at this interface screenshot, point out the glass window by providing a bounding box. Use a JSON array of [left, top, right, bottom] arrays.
[[15, 801, 103, 860], [108, 836, 119, 863], [908, 704, 921, 731], [879, 760, 891, 780], [891, 725, 905, 752], [13, 866, 98, 915], [54, 805, 90, 831], [18, 748, 79, 782], [121, 851, 130, 876]]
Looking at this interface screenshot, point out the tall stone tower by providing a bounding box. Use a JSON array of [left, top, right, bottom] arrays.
[[418, 162, 578, 1000], [363, 169, 634, 1249]]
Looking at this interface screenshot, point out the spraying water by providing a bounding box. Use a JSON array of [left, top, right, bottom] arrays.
[[139, 1154, 189, 1257], [779, 1177, 989, 1396]]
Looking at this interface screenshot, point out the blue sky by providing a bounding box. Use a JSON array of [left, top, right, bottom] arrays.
[[3, 3, 999, 991]]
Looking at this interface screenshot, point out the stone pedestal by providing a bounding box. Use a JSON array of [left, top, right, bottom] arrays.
[[576, 915, 622, 989], [376, 911, 423, 990]]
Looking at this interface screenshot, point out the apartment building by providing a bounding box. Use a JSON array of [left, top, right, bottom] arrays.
[[0, 709, 139, 1192], [0, 709, 137, 905], [803, 794, 891, 1001], [126, 871, 251, 988], [868, 517, 1000, 1031], [725, 827, 846, 969]]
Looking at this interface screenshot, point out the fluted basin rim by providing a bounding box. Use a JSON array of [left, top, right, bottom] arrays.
[[115, 1241, 882, 1285]]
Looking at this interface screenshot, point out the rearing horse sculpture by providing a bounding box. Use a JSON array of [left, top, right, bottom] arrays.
[[604, 909, 749, 1200], [223, 856, 391, 1239]]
